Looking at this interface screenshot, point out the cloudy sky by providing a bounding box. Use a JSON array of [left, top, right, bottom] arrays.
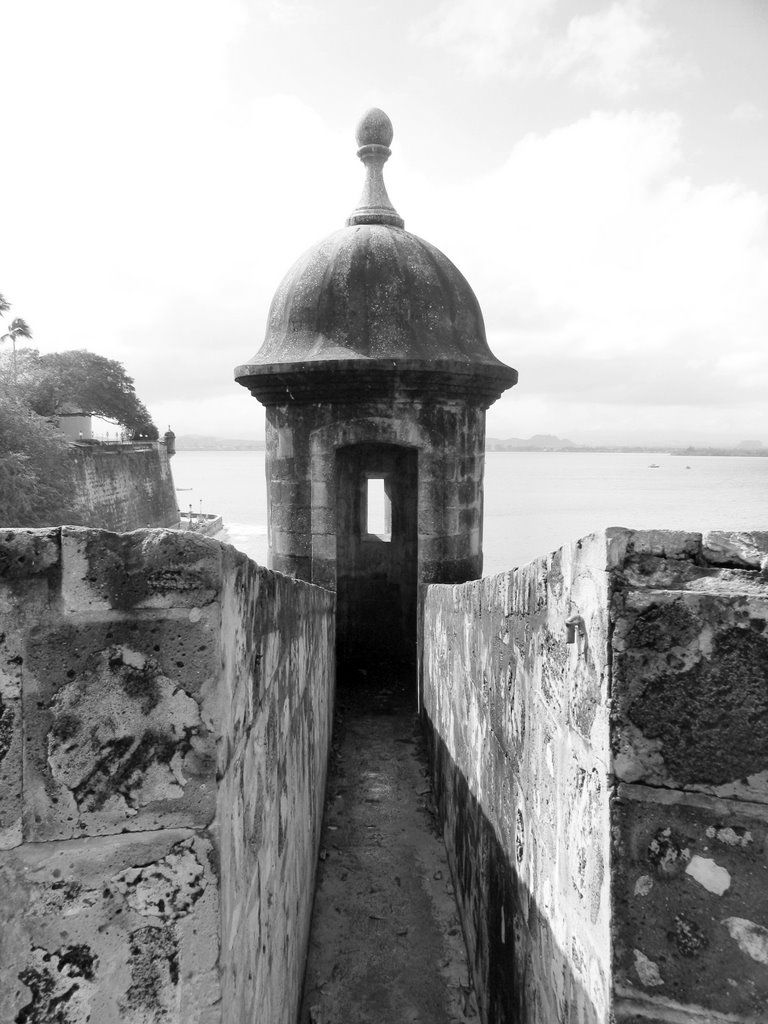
[[2, 0, 767, 445]]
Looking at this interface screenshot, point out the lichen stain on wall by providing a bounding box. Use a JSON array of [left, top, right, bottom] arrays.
[[614, 591, 768, 792], [72, 529, 223, 611], [48, 647, 201, 813], [23, 615, 219, 841], [613, 795, 768, 1018], [110, 836, 207, 919], [1, 828, 221, 1024]]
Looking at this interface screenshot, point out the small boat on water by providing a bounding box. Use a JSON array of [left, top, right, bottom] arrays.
[[178, 511, 224, 537], [648, 463, 660, 468]]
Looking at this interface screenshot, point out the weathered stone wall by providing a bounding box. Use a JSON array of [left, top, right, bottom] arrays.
[[216, 558, 335, 1023], [422, 531, 613, 1024], [421, 528, 768, 1024], [68, 442, 179, 530], [0, 527, 334, 1024], [610, 529, 768, 1023]]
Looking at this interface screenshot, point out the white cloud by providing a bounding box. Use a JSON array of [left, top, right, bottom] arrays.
[[413, 0, 555, 76], [731, 101, 764, 124], [266, 0, 321, 26], [410, 110, 768, 435], [413, 0, 691, 94], [545, 1, 690, 95]]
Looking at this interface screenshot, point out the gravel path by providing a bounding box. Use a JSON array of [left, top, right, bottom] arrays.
[[299, 677, 478, 1024]]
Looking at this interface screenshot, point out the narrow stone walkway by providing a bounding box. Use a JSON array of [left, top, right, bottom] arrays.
[[299, 677, 478, 1024]]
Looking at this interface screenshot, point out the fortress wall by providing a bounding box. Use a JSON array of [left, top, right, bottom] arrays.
[[216, 552, 335, 1023], [0, 527, 335, 1024], [421, 528, 768, 1024], [68, 442, 179, 530], [421, 531, 614, 1024]]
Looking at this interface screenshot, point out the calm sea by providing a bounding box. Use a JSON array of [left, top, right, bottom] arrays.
[[172, 450, 768, 577]]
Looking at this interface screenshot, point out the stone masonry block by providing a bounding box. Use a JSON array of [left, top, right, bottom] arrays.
[[702, 530, 768, 569], [270, 503, 310, 533], [0, 694, 21, 850], [309, 480, 331, 508], [617, 529, 703, 564], [61, 527, 223, 611], [310, 505, 336, 535], [612, 589, 768, 798], [0, 528, 60, 581], [269, 455, 302, 482], [309, 453, 335, 485], [271, 530, 312, 558], [311, 533, 336, 561], [567, 528, 703, 577], [22, 617, 218, 841], [0, 828, 221, 1024], [418, 502, 451, 536], [311, 561, 336, 591], [613, 786, 768, 1020]]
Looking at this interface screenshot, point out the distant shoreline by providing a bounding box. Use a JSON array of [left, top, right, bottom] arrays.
[[488, 446, 768, 457], [175, 443, 768, 458]]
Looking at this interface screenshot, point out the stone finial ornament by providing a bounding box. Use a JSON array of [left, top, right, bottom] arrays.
[[347, 107, 405, 229]]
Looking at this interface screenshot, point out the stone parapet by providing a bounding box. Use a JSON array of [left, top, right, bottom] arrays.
[[0, 527, 335, 1024], [421, 528, 768, 1024]]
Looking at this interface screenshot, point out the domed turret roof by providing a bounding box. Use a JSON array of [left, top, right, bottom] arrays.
[[254, 224, 493, 365], [236, 109, 517, 405]]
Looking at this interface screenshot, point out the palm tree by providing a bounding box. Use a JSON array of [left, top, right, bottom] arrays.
[[0, 295, 32, 384]]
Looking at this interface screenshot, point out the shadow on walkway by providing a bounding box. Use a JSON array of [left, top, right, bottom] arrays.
[[299, 670, 479, 1023]]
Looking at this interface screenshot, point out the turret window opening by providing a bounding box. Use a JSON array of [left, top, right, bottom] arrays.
[[365, 476, 391, 541]]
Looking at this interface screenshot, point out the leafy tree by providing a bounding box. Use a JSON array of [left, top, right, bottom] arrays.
[[15, 349, 158, 439], [0, 391, 84, 527]]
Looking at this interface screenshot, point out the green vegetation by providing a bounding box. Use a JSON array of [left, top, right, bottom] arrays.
[[12, 348, 158, 440], [1, 292, 158, 526], [0, 391, 84, 526]]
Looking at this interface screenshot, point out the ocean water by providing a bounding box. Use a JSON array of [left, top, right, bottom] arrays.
[[172, 450, 768, 577]]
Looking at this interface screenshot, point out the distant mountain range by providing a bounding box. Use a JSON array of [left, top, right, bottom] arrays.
[[175, 433, 765, 456], [487, 435, 766, 455], [486, 434, 578, 451], [176, 435, 265, 451]]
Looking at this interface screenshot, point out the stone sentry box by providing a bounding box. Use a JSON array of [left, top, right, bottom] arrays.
[[235, 108, 517, 676]]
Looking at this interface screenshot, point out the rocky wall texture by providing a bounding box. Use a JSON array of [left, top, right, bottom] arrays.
[[421, 528, 768, 1024], [67, 443, 179, 530], [0, 526, 335, 1024], [610, 529, 768, 1023]]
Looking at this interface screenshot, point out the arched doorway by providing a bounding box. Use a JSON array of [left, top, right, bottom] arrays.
[[335, 443, 418, 683]]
